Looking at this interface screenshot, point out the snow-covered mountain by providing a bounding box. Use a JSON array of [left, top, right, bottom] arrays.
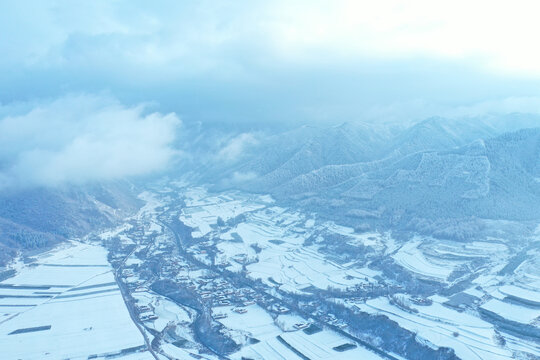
[[0, 182, 140, 266], [193, 115, 540, 237]]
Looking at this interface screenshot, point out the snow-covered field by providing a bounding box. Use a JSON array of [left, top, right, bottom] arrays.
[[513, 251, 540, 290], [9, 184, 529, 360], [174, 185, 540, 360], [353, 296, 515, 360], [180, 187, 270, 238], [498, 284, 540, 305], [224, 307, 385, 360], [133, 291, 194, 333], [480, 299, 540, 325], [0, 241, 151, 360], [392, 237, 510, 282], [392, 239, 459, 281], [279, 329, 384, 360], [182, 187, 381, 293], [231, 336, 305, 360], [247, 245, 373, 291], [213, 304, 282, 343]]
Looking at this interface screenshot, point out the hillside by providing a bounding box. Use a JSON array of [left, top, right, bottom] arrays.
[[0, 182, 140, 266]]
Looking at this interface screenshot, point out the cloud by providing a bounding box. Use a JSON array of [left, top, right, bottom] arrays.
[[2, 1, 540, 127], [261, 1, 540, 75], [218, 171, 258, 189], [230, 171, 258, 183], [0, 94, 181, 189], [444, 96, 540, 118], [4, 0, 540, 77], [217, 133, 259, 162]]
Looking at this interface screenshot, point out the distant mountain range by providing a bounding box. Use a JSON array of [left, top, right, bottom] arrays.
[[1, 113, 539, 263], [203, 114, 540, 228]]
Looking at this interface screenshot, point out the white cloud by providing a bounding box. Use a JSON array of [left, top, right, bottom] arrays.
[[264, 0, 540, 76], [0, 94, 181, 188], [4, 1, 540, 77], [217, 133, 259, 162], [218, 171, 258, 189], [445, 96, 540, 118], [230, 171, 257, 183], [2, 1, 540, 130]]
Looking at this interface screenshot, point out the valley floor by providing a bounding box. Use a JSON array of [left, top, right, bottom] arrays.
[[1, 180, 539, 359]]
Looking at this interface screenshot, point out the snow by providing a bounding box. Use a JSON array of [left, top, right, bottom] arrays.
[[498, 284, 540, 304], [275, 314, 308, 331], [126, 256, 144, 266], [514, 253, 540, 288], [213, 304, 282, 341], [160, 343, 215, 360], [258, 194, 275, 203], [247, 245, 368, 291], [115, 352, 155, 359], [481, 299, 540, 325], [280, 329, 384, 360], [231, 323, 385, 360], [234, 221, 303, 246], [354, 297, 513, 360], [0, 241, 147, 360], [232, 336, 304, 360], [502, 333, 540, 359], [215, 208, 378, 293], [132, 292, 193, 332], [137, 191, 163, 217], [99, 223, 134, 240], [326, 222, 385, 250], [147, 221, 162, 234], [464, 287, 485, 298], [130, 184, 537, 359], [180, 187, 266, 238], [392, 238, 454, 280], [3, 242, 110, 286]]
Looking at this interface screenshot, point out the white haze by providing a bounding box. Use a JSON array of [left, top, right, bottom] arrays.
[[0, 94, 181, 189]]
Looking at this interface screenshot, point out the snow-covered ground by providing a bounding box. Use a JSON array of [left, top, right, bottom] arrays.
[[213, 304, 282, 343], [180, 187, 270, 238], [133, 291, 194, 333], [182, 187, 381, 293], [279, 329, 384, 360], [247, 245, 373, 291], [0, 241, 150, 360], [480, 299, 540, 325], [171, 185, 540, 359], [498, 284, 540, 305], [231, 335, 305, 360], [353, 296, 515, 360], [392, 238, 458, 281], [392, 237, 510, 283], [7, 183, 536, 360]]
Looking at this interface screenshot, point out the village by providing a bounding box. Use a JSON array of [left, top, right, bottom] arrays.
[[89, 185, 540, 360]]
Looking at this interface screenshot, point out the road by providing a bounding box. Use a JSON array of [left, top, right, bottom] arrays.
[[113, 238, 161, 360]]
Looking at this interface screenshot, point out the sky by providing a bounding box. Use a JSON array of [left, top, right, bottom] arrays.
[[1, 0, 540, 187]]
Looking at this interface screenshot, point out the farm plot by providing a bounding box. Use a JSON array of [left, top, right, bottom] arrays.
[[180, 188, 270, 238], [0, 242, 149, 360], [480, 299, 540, 325], [279, 328, 384, 359], [247, 245, 368, 292], [354, 296, 514, 360], [231, 336, 305, 360], [392, 239, 460, 281], [132, 291, 194, 333], [213, 304, 282, 343]]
